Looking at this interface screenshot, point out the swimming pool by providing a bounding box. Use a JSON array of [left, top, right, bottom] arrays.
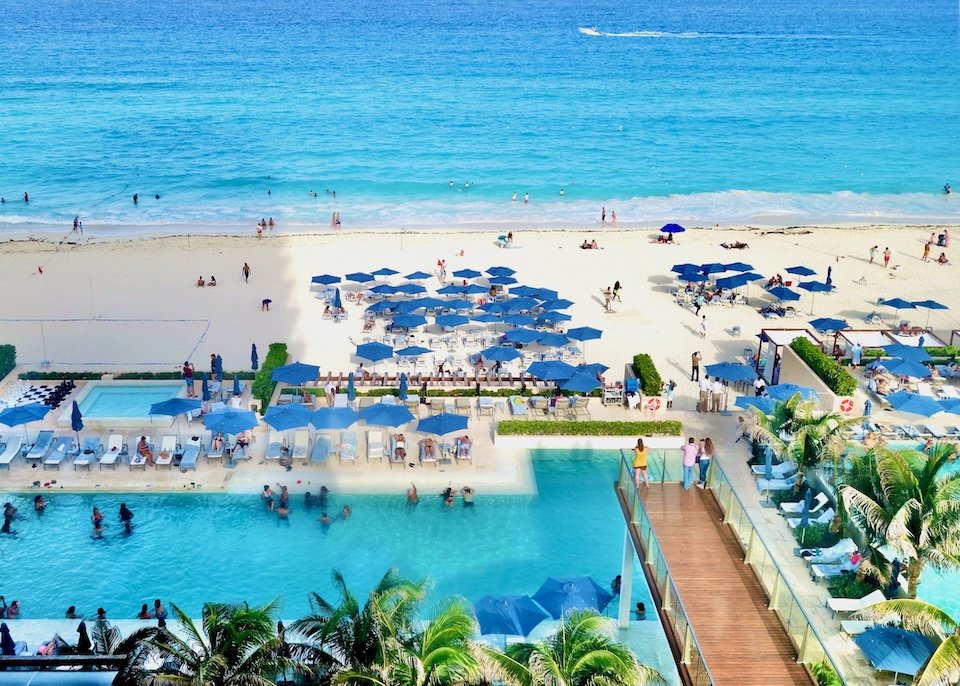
[[57, 381, 183, 429], [0, 450, 654, 621]]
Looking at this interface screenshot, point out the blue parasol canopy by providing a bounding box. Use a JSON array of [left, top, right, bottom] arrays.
[[736, 396, 778, 414], [504, 297, 540, 312], [0, 403, 50, 427], [347, 373, 356, 401], [854, 626, 934, 677], [311, 407, 360, 430], [480, 346, 522, 362], [251, 343, 258, 371], [396, 346, 432, 357], [398, 373, 409, 401], [233, 376, 242, 396], [700, 262, 726, 275], [503, 314, 536, 327], [566, 326, 603, 342], [474, 595, 549, 636], [886, 391, 945, 417], [311, 274, 341, 285], [215, 354, 224, 383], [356, 342, 394, 362], [150, 397, 202, 416], [766, 383, 818, 401], [671, 263, 700, 274], [462, 283, 488, 295], [263, 404, 314, 430], [724, 262, 754, 272], [370, 284, 398, 295], [539, 298, 574, 310], [332, 288, 343, 310], [537, 311, 572, 324], [504, 328, 542, 344], [345, 272, 375, 284], [405, 270, 433, 281], [660, 223, 686, 233], [392, 314, 428, 329], [705, 361, 756, 383], [882, 345, 931, 363], [537, 332, 571, 348], [395, 283, 427, 295], [798, 281, 832, 292], [809, 318, 849, 332], [486, 266, 516, 277], [438, 284, 466, 295], [417, 412, 469, 435], [715, 274, 751, 290], [453, 268, 482, 279], [768, 286, 800, 302], [435, 314, 470, 328], [471, 313, 502, 324], [360, 403, 414, 427], [479, 302, 509, 314], [884, 358, 932, 378], [366, 301, 397, 313], [785, 266, 816, 276], [203, 407, 259, 434], [526, 360, 576, 380], [532, 577, 614, 619], [372, 267, 399, 277], [913, 299, 948, 311], [70, 401, 84, 435], [560, 372, 601, 393], [272, 362, 320, 386], [489, 275, 518, 286]]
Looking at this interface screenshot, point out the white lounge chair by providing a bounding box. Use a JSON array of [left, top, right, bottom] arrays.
[[751, 460, 798, 477], [310, 436, 332, 466], [826, 589, 887, 617], [338, 431, 357, 463], [925, 424, 948, 438], [205, 432, 227, 462], [756, 477, 798, 492], [264, 430, 283, 461], [43, 436, 75, 470], [811, 553, 862, 582], [366, 430, 385, 463], [179, 436, 202, 471], [129, 436, 152, 470], [455, 436, 473, 463], [25, 431, 54, 462], [0, 437, 23, 469], [781, 492, 830, 515], [508, 396, 529, 417], [800, 538, 858, 564], [292, 429, 310, 461], [156, 435, 178, 469], [787, 508, 835, 530], [74, 437, 102, 470], [419, 439, 439, 466], [99, 434, 126, 470]]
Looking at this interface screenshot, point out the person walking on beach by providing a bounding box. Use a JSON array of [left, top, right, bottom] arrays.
[[601, 207, 606, 225], [611, 210, 618, 227], [883, 247, 891, 267], [699, 315, 707, 338], [694, 293, 704, 315], [603, 287, 612, 312], [73, 217, 79, 233], [438, 259, 447, 283], [869, 245, 877, 264], [691, 351, 701, 381], [256, 223, 263, 239], [242, 263, 251, 283], [612, 280, 622, 302], [923, 242, 931, 262]]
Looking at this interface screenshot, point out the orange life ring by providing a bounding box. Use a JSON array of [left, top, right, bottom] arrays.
[[840, 398, 854, 413], [647, 398, 661, 411]]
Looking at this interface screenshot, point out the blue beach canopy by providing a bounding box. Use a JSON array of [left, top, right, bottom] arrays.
[[566, 326, 603, 342], [809, 318, 849, 332], [471, 313, 502, 324], [372, 267, 399, 277], [715, 274, 751, 290], [480, 346, 522, 362], [272, 362, 321, 386], [347, 373, 356, 401], [768, 286, 800, 302], [854, 626, 934, 677], [671, 263, 700, 274], [417, 412, 469, 435], [486, 266, 516, 277], [479, 302, 509, 314], [395, 283, 427, 295], [251, 343, 258, 371], [311, 274, 341, 285], [233, 376, 242, 396], [215, 354, 224, 383], [462, 283, 488, 295], [360, 403, 414, 427], [203, 407, 259, 434], [263, 404, 314, 430], [660, 223, 686, 233], [366, 301, 397, 313], [356, 342, 394, 362], [526, 360, 576, 380], [398, 373, 409, 401], [537, 332, 570, 348], [537, 311, 572, 324], [700, 262, 726, 275], [913, 299, 948, 310], [345, 272, 375, 284], [332, 288, 343, 310], [503, 314, 536, 327], [886, 391, 944, 417], [392, 314, 428, 329], [504, 297, 540, 312], [489, 275, 518, 286], [735, 396, 778, 414], [881, 297, 916, 312], [435, 314, 470, 328], [723, 262, 754, 272], [532, 577, 614, 619], [0, 403, 50, 427], [539, 298, 574, 310], [504, 328, 542, 344], [70, 401, 84, 436], [405, 270, 433, 281], [882, 345, 931, 363], [560, 372, 601, 393], [438, 284, 466, 295], [785, 266, 816, 276], [798, 281, 832, 293], [453, 268, 482, 279], [150, 397, 202, 416], [473, 595, 548, 636], [311, 407, 360, 430], [370, 283, 398, 295], [704, 361, 756, 383], [884, 358, 932, 378], [395, 346, 432, 357], [766, 383, 818, 401], [576, 362, 609, 375]]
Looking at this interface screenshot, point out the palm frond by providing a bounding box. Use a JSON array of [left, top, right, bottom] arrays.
[[915, 634, 960, 686]]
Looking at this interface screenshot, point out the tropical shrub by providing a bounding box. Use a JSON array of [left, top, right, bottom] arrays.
[[790, 338, 857, 396], [497, 420, 682, 436], [0, 345, 15, 379], [251, 342, 288, 413], [792, 522, 839, 548], [632, 354, 663, 396], [828, 572, 880, 600], [810, 660, 843, 686]]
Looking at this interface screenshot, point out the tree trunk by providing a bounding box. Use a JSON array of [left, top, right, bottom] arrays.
[[793, 469, 805, 494], [907, 560, 922, 599]]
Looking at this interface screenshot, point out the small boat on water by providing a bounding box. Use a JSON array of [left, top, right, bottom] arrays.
[[578, 27, 600, 36]]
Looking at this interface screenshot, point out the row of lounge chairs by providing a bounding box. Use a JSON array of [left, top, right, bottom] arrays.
[[0, 432, 210, 471], [262, 429, 473, 467], [507, 395, 591, 420]]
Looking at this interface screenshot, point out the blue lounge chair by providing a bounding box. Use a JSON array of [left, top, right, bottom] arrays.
[[265, 430, 283, 461], [454, 437, 473, 463], [44, 436, 76, 470], [508, 396, 529, 417], [74, 437, 102, 470], [179, 439, 202, 472], [205, 432, 227, 462], [338, 431, 357, 463], [389, 434, 407, 468], [0, 437, 23, 469], [310, 436, 332, 465], [757, 477, 798, 492], [419, 439, 439, 466], [25, 431, 55, 462]]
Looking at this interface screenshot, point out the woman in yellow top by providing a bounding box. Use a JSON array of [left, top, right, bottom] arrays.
[[633, 438, 650, 489]]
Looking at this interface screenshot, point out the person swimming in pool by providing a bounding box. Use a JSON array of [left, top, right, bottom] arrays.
[[262, 485, 274, 510], [407, 482, 419, 505], [119, 503, 134, 533], [91, 507, 106, 538], [319, 512, 331, 530]]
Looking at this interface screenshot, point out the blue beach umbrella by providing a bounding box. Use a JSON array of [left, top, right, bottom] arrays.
[[372, 267, 399, 278], [201, 373, 210, 402], [471, 313, 502, 324], [367, 300, 397, 313], [0, 403, 53, 427], [311, 274, 341, 286], [233, 376, 242, 396], [881, 297, 916, 321], [272, 362, 321, 386], [671, 263, 700, 274], [766, 383, 818, 402], [798, 281, 832, 312], [438, 284, 466, 295], [251, 344, 258, 371], [360, 403, 414, 427], [474, 595, 549, 637], [508, 285, 538, 296], [576, 362, 609, 375], [489, 275, 518, 286], [526, 360, 576, 381], [809, 318, 849, 333], [503, 314, 536, 327], [395, 283, 427, 295], [263, 404, 314, 430], [882, 345, 931, 363], [435, 314, 470, 329], [479, 302, 509, 315], [332, 288, 343, 310], [715, 274, 751, 290], [704, 361, 756, 383], [215, 354, 224, 383], [566, 326, 602, 342], [560, 372, 601, 393], [785, 266, 816, 276], [854, 626, 934, 678], [678, 272, 710, 283], [398, 373, 409, 401], [417, 412, 469, 436], [150, 397, 202, 417], [913, 299, 949, 328], [70, 401, 84, 440], [347, 373, 356, 401], [532, 577, 614, 619], [311, 407, 360, 430], [660, 223, 686, 233], [939, 398, 960, 415], [445, 298, 475, 311], [480, 346, 522, 362], [462, 283, 488, 295], [800, 489, 814, 529], [740, 272, 766, 282], [537, 311, 572, 324], [504, 297, 540, 312], [539, 298, 574, 311], [370, 283, 398, 295], [392, 314, 428, 329], [396, 346, 432, 358], [356, 342, 394, 363], [886, 391, 945, 417], [700, 262, 726, 275], [345, 272, 375, 284], [768, 286, 800, 302], [884, 358, 932, 378], [537, 332, 570, 348], [505, 328, 543, 344], [724, 262, 754, 272], [405, 270, 433, 281], [486, 266, 516, 277], [453, 268, 482, 279], [203, 407, 259, 434], [735, 396, 778, 415]]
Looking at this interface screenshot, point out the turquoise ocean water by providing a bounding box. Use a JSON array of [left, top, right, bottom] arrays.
[[0, 0, 957, 231]]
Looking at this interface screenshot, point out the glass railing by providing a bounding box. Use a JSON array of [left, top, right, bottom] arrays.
[[705, 458, 849, 685], [617, 452, 716, 686]]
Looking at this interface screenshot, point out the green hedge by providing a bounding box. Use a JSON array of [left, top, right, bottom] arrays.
[[282, 387, 604, 399], [251, 343, 288, 414], [20, 371, 257, 381], [810, 661, 843, 686], [0, 345, 16, 379], [631, 354, 663, 396], [497, 420, 682, 436], [790, 338, 857, 396]]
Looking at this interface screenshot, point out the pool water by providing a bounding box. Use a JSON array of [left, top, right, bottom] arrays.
[[78, 384, 181, 418], [0, 450, 653, 621]]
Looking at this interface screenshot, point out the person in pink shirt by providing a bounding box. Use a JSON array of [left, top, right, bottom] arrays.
[[681, 437, 700, 490]]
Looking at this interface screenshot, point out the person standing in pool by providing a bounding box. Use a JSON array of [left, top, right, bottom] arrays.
[[461, 486, 475, 506], [91, 507, 106, 538], [119, 503, 134, 533], [261, 485, 275, 510], [407, 482, 419, 505]]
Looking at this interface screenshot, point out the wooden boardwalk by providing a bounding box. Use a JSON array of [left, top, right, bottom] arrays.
[[637, 485, 812, 686]]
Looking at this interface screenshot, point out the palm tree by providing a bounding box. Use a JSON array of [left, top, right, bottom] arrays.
[[291, 568, 428, 677], [858, 598, 960, 686], [841, 444, 960, 598], [485, 609, 666, 686], [743, 393, 857, 492], [142, 599, 308, 686]]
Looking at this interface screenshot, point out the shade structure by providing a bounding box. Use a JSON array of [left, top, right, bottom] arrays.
[[503, 313, 536, 327], [480, 346, 522, 362], [537, 311, 572, 324], [251, 344, 258, 371], [560, 372, 601, 393], [886, 391, 945, 417], [215, 354, 224, 383], [435, 314, 470, 328], [311, 274, 341, 285], [149, 397, 202, 416], [474, 595, 549, 636], [939, 398, 960, 415], [453, 268, 482, 279], [884, 358, 932, 378], [809, 318, 849, 332], [660, 223, 686, 233], [471, 313, 502, 324], [799, 280, 832, 293], [347, 373, 356, 401], [345, 272, 375, 284], [486, 266, 516, 277], [372, 267, 399, 277], [479, 302, 509, 314], [715, 274, 751, 290], [576, 362, 610, 375], [201, 373, 210, 402], [405, 270, 433, 281], [233, 376, 242, 396], [510, 285, 540, 296], [882, 297, 916, 321], [272, 362, 320, 386], [854, 626, 934, 677], [504, 297, 540, 312], [566, 326, 603, 342], [417, 412, 469, 435], [398, 373, 409, 401], [311, 407, 361, 430], [678, 272, 710, 283], [526, 360, 576, 381], [882, 345, 931, 363], [263, 404, 314, 430], [462, 283, 488, 295], [724, 262, 754, 272], [392, 314, 428, 329], [539, 298, 574, 311], [671, 262, 700, 274], [0, 403, 50, 427], [532, 577, 615, 619], [370, 283, 398, 295], [356, 342, 394, 363], [488, 275, 518, 286], [203, 407, 259, 434], [704, 361, 756, 383], [445, 298, 475, 311], [438, 284, 466, 295], [913, 299, 949, 328], [735, 396, 778, 414], [395, 346, 432, 357], [395, 283, 427, 295], [70, 401, 84, 436], [537, 332, 571, 348], [504, 328, 542, 344], [767, 286, 800, 302], [332, 289, 343, 310], [766, 383, 818, 401], [360, 403, 415, 427], [367, 300, 397, 313], [699, 262, 725, 275], [785, 265, 816, 276]]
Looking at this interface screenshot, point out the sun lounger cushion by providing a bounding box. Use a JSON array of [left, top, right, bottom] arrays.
[[751, 460, 798, 477], [800, 538, 857, 564], [0, 437, 23, 469], [156, 436, 177, 468], [179, 444, 201, 471], [265, 431, 283, 460], [310, 437, 331, 464], [293, 430, 310, 460], [781, 492, 830, 515], [339, 432, 357, 461], [756, 477, 797, 492], [826, 589, 886, 616], [99, 435, 125, 469], [44, 437, 75, 470], [25, 431, 54, 460], [509, 396, 528, 416], [73, 437, 101, 469]]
